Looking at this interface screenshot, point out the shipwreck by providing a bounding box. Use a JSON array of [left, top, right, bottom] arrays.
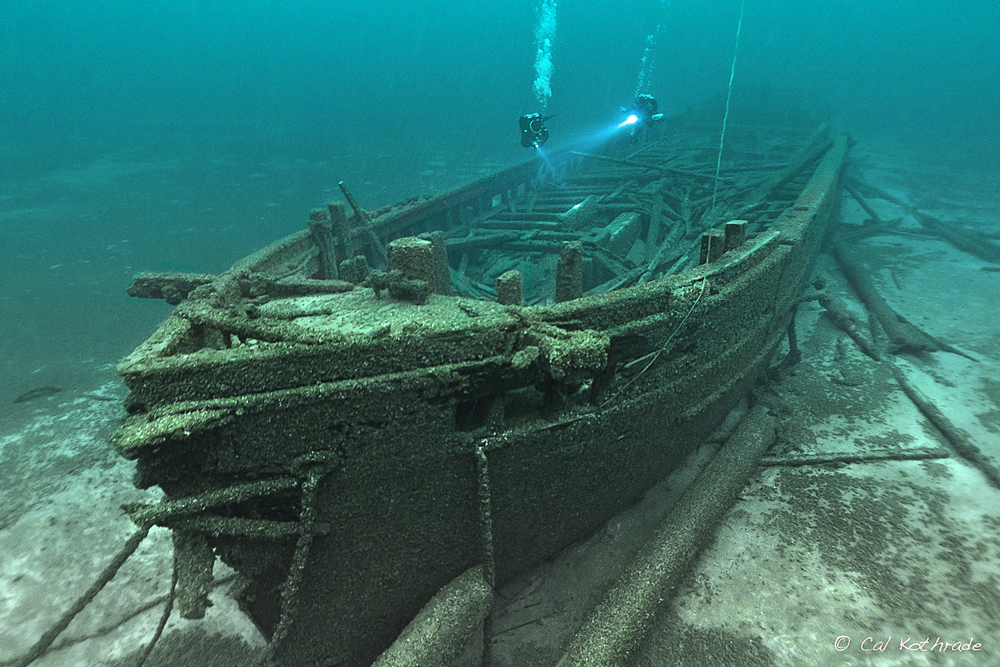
[[109, 114, 849, 666]]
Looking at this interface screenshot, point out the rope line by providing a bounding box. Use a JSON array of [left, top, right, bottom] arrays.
[[601, 269, 711, 407], [133, 565, 177, 667], [711, 0, 747, 213], [13, 524, 152, 667]]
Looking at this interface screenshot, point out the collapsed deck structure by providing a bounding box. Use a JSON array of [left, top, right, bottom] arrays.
[[114, 116, 849, 666]]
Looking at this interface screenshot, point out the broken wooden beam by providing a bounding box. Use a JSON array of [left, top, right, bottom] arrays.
[[844, 181, 883, 225], [848, 177, 1000, 265], [126, 271, 217, 304], [646, 199, 664, 257], [832, 243, 972, 359], [595, 212, 643, 257], [890, 364, 1000, 489], [338, 180, 371, 225], [560, 195, 601, 230], [815, 289, 881, 361], [760, 446, 949, 467]]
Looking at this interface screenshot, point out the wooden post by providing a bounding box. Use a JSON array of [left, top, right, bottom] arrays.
[[724, 220, 747, 253], [387, 237, 435, 285], [496, 270, 523, 306], [418, 231, 454, 295], [308, 208, 338, 280], [556, 241, 583, 302], [327, 200, 353, 266], [699, 230, 725, 265]]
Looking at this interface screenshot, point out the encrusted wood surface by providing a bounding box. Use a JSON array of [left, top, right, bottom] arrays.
[[114, 123, 848, 667]]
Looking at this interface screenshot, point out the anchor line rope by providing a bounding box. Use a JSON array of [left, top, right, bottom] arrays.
[[134, 565, 178, 667], [13, 524, 152, 667], [35, 574, 239, 655], [14, 476, 310, 667], [602, 267, 711, 408], [711, 0, 746, 214]]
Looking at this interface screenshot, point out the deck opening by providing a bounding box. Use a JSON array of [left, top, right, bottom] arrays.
[[455, 395, 496, 431]]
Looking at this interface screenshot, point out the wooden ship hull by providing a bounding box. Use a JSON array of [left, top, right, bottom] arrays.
[[115, 117, 849, 666]]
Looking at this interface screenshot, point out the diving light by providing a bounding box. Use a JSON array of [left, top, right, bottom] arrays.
[[618, 114, 640, 128], [618, 94, 665, 138]]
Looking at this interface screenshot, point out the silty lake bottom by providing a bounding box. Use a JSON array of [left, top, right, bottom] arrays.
[[0, 125, 998, 666]]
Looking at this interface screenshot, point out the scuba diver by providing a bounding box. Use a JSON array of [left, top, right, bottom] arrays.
[[519, 112, 552, 148], [620, 94, 664, 140]]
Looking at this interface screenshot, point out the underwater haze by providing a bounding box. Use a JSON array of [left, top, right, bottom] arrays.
[[4, 0, 998, 152], [2, 0, 999, 398], [4, 2, 1000, 666]]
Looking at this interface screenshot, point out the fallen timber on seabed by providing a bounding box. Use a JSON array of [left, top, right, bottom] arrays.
[[113, 118, 849, 666]]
